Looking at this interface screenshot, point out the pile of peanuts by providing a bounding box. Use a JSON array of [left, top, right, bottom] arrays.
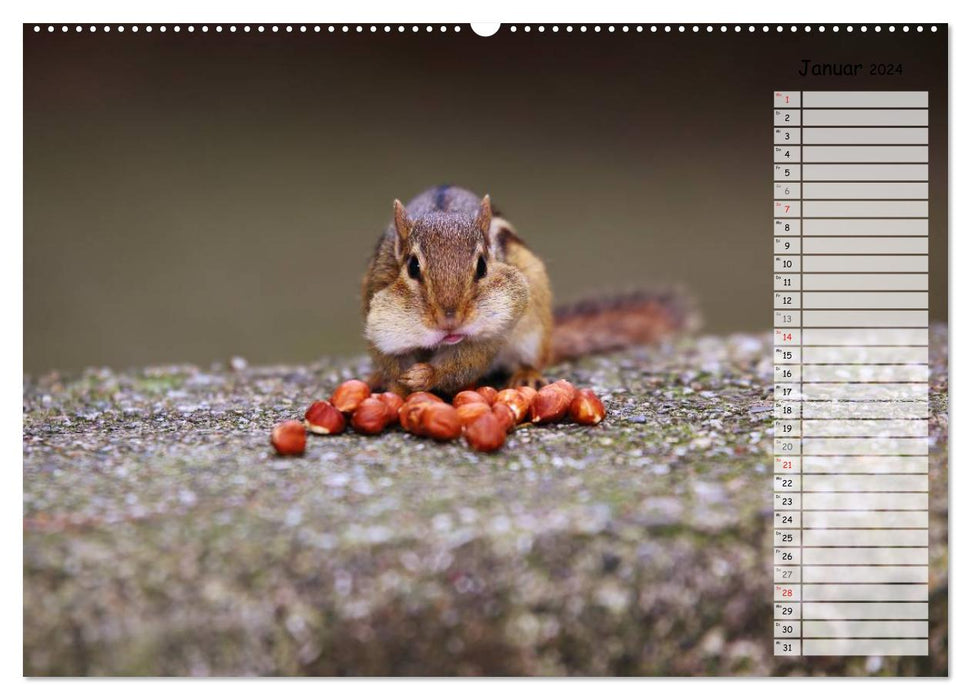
[[270, 378, 606, 455]]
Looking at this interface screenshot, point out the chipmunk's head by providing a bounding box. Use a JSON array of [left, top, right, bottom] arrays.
[[365, 194, 528, 355]]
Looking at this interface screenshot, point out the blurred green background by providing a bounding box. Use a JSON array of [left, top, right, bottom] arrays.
[[24, 26, 947, 374]]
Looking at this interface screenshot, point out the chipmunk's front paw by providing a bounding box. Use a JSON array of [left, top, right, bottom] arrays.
[[507, 367, 547, 390], [399, 362, 436, 393]]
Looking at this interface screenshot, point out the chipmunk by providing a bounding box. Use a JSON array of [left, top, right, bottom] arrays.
[[362, 185, 694, 396]]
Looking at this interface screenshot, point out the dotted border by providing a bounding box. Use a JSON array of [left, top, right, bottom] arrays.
[[29, 24, 942, 35]]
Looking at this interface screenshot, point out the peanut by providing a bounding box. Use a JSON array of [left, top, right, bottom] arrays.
[[398, 401, 427, 434], [495, 388, 531, 423], [530, 384, 573, 424], [271, 420, 307, 456], [453, 390, 488, 408], [456, 402, 492, 426], [351, 397, 393, 435], [569, 388, 606, 425], [376, 392, 404, 425], [551, 379, 577, 403], [287, 376, 601, 456], [304, 400, 346, 435], [476, 386, 499, 405], [464, 411, 506, 452], [331, 379, 371, 413], [517, 385, 538, 406], [492, 403, 516, 433], [404, 391, 445, 405], [418, 402, 462, 441]]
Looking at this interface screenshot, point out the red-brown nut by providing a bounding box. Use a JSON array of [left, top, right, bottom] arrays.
[[351, 397, 393, 435], [517, 385, 538, 406], [476, 386, 499, 405], [550, 379, 577, 403], [569, 388, 606, 425], [304, 400, 346, 435], [399, 401, 428, 435], [271, 420, 307, 456], [453, 390, 488, 408], [495, 388, 531, 423], [404, 391, 445, 405], [331, 379, 371, 413], [530, 384, 573, 424], [464, 411, 506, 452], [419, 402, 462, 441], [456, 402, 492, 427], [376, 392, 404, 425], [492, 403, 517, 433]]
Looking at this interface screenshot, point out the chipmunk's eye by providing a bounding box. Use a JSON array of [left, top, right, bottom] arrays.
[[407, 254, 421, 280], [475, 255, 487, 280]]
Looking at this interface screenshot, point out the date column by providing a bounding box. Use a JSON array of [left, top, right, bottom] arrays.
[[772, 89, 802, 656]]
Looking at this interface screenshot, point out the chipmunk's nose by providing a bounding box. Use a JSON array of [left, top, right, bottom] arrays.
[[438, 309, 460, 330]]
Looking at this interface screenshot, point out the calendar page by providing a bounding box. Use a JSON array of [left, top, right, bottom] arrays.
[[22, 21, 948, 677]]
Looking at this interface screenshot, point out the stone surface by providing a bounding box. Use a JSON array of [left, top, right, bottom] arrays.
[[23, 327, 948, 676]]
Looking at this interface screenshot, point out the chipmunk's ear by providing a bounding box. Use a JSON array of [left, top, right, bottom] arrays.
[[392, 199, 413, 255], [474, 194, 492, 236]]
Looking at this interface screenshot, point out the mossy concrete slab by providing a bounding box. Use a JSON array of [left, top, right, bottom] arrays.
[[23, 327, 948, 675]]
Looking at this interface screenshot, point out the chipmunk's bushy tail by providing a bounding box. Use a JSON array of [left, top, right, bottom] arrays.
[[550, 289, 699, 363]]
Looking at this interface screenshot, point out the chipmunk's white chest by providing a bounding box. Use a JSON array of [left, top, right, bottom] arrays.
[[492, 324, 543, 372]]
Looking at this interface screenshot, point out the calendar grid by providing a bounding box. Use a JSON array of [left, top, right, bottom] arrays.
[[772, 90, 929, 657], [799, 99, 805, 655]]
